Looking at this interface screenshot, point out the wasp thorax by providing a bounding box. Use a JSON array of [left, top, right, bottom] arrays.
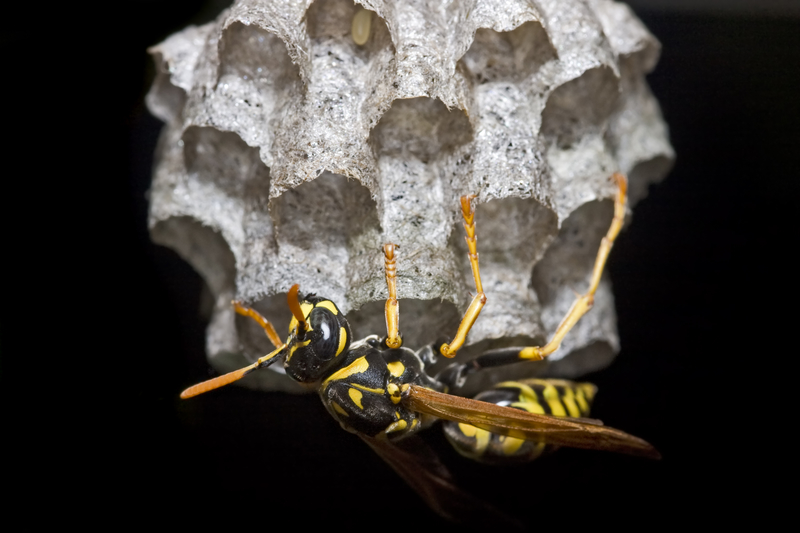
[[284, 298, 351, 383]]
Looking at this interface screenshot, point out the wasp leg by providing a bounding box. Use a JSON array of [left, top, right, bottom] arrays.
[[233, 300, 283, 349], [180, 344, 285, 399], [383, 243, 402, 348], [518, 173, 628, 361], [439, 195, 486, 359], [437, 174, 628, 390], [183, 296, 291, 399]]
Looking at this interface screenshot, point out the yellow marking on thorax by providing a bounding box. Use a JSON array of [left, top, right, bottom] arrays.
[[350, 383, 385, 395], [387, 361, 405, 378], [542, 383, 567, 417], [322, 356, 369, 387], [336, 327, 347, 356], [315, 300, 339, 315], [331, 401, 349, 417], [348, 388, 364, 409], [386, 383, 401, 404], [457, 423, 490, 455], [351, 7, 371, 46]]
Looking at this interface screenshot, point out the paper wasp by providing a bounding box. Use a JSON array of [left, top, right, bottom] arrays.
[[181, 173, 659, 524]]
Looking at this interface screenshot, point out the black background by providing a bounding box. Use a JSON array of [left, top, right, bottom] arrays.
[[5, 1, 794, 528]]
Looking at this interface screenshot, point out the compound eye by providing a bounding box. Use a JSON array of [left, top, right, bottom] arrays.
[[308, 308, 340, 361]]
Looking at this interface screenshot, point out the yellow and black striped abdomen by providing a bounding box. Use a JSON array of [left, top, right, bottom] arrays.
[[443, 379, 597, 465]]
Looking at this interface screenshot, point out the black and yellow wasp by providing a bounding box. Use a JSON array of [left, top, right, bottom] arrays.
[[181, 173, 658, 524]]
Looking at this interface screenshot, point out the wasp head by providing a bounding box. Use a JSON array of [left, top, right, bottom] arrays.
[[283, 292, 352, 383]]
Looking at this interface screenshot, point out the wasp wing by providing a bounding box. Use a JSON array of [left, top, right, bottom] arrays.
[[360, 435, 523, 530], [403, 385, 660, 459]]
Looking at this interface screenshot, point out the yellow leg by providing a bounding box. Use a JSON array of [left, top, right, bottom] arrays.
[[180, 344, 284, 399], [383, 243, 402, 349], [233, 300, 283, 349], [519, 173, 628, 361], [183, 293, 296, 399], [440, 195, 486, 358]]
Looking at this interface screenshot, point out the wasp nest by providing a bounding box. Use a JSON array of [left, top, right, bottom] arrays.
[[147, 0, 673, 392]]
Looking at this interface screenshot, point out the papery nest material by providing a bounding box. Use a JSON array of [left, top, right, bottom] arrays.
[[147, 0, 673, 392]]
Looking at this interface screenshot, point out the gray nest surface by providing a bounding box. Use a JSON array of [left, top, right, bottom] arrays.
[[147, 0, 673, 393]]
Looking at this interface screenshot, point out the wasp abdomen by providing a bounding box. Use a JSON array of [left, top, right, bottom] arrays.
[[443, 379, 597, 465]]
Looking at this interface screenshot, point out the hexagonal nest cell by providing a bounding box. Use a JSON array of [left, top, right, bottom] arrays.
[[147, 0, 673, 393]]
